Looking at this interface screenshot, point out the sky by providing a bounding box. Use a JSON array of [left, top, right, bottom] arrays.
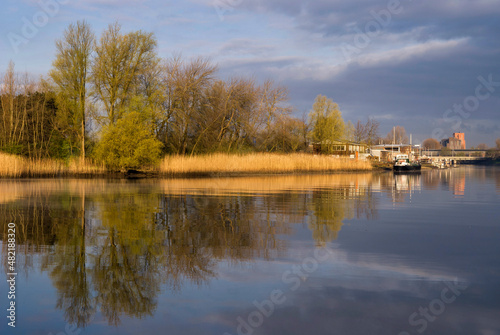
[[1, 0, 499, 147]]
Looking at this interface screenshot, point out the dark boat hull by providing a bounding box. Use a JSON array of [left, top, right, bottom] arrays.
[[393, 164, 421, 173]]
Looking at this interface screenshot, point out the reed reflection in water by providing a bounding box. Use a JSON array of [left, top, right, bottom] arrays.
[[0, 174, 380, 327], [0, 167, 499, 334]]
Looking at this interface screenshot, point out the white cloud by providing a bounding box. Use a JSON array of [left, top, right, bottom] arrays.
[[353, 37, 469, 68]]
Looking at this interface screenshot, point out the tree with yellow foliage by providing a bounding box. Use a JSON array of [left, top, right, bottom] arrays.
[[308, 94, 345, 153]]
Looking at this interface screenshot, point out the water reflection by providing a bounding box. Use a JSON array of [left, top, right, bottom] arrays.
[[0, 175, 380, 326], [420, 165, 500, 196], [0, 167, 499, 332], [391, 173, 422, 203]]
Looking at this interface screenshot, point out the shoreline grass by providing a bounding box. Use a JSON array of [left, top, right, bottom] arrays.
[[1, 152, 372, 178], [0, 152, 106, 178], [160, 153, 372, 176]]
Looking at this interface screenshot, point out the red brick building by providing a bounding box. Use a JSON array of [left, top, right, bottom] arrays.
[[441, 133, 466, 150], [453, 133, 466, 149]]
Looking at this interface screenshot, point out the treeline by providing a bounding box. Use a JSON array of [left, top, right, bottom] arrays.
[[1, 21, 310, 168], [1, 20, 384, 169], [0, 64, 63, 158]]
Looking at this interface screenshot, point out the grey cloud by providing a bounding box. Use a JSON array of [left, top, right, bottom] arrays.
[[474, 122, 500, 135], [194, 0, 500, 144]]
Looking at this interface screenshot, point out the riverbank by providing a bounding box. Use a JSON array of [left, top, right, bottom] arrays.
[[0, 152, 107, 178], [0, 152, 372, 178]]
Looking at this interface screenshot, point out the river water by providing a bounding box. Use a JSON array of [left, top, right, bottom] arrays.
[[0, 166, 499, 335]]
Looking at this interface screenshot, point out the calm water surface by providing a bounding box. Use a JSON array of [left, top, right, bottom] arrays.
[[1, 166, 499, 335]]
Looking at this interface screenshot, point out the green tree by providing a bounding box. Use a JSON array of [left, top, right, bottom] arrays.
[[94, 106, 163, 170], [308, 94, 345, 153], [91, 22, 158, 126], [50, 20, 95, 159]]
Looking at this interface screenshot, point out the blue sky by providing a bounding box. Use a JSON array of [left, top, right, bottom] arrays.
[[1, 0, 500, 147]]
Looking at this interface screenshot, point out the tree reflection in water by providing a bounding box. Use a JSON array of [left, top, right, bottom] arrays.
[[0, 174, 382, 327]]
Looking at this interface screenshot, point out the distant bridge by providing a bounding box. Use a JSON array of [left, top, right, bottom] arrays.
[[432, 156, 487, 162], [423, 156, 489, 166], [422, 149, 488, 157], [422, 149, 489, 161]]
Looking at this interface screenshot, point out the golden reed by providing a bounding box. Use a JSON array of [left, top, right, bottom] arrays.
[[0, 152, 106, 178], [1, 152, 372, 178], [160, 153, 372, 176]]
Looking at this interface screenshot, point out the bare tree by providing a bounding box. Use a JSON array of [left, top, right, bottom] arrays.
[[0, 62, 37, 153], [0, 64, 60, 158], [211, 77, 257, 152], [300, 112, 310, 150], [347, 117, 379, 145], [364, 117, 380, 146], [255, 80, 290, 149], [384, 125, 408, 144], [344, 120, 355, 141], [160, 55, 217, 154], [269, 115, 307, 152], [422, 138, 441, 149], [28, 81, 59, 158], [477, 143, 488, 150], [0, 61, 19, 149], [218, 77, 257, 152], [353, 120, 366, 143]]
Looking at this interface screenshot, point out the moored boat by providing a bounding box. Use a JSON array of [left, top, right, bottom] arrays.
[[393, 154, 421, 172]]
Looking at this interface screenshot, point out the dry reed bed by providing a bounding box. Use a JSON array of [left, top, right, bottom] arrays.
[[0, 152, 106, 178], [160, 153, 372, 176], [1, 152, 372, 178]]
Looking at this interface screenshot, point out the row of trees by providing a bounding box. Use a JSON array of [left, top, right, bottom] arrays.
[[50, 21, 313, 166], [0, 63, 64, 158], [1, 20, 385, 168], [2, 21, 311, 167], [3, 20, 498, 169]]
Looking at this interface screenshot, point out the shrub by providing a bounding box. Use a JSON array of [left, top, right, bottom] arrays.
[[94, 111, 163, 170]]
